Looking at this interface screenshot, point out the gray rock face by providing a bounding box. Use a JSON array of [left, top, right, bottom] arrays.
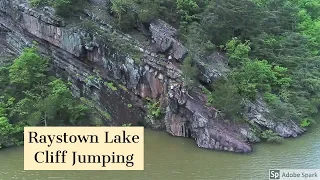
[[196, 52, 229, 84], [149, 19, 188, 61], [165, 83, 255, 153], [0, 0, 304, 153], [247, 97, 305, 137], [0, 25, 16, 61]]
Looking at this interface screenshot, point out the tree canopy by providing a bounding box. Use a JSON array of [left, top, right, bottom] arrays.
[[0, 45, 106, 148]]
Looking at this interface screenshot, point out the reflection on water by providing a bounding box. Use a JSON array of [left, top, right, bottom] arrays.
[[0, 124, 319, 180]]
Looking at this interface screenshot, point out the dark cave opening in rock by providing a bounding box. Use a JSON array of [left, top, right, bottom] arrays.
[[187, 128, 192, 138], [79, 45, 88, 61], [185, 121, 192, 138], [76, 79, 84, 97], [181, 124, 184, 136]]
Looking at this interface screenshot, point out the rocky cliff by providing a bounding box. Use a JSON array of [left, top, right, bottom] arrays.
[[0, 0, 304, 153]]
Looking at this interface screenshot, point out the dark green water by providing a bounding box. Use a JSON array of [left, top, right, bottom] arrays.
[[0, 124, 319, 180]]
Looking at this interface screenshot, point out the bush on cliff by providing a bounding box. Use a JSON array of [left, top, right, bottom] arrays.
[[110, 0, 136, 31], [109, 0, 179, 30], [208, 80, 243, 121], [53, 0, 87, 17], [181, 56, 198, 89], [261, 130, 284, 143], [146, 100, 164, 120], [29, 0, 87, 17]]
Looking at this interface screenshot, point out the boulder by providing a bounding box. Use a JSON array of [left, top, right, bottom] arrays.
[[149, 19, 188, 61]]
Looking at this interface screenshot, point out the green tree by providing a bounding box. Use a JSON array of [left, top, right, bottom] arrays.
[[179, 22, 215, 56], [9, 45, 48, 90], [200, 0, 262, 45], [29, 0, 86, 17], [231, 60, 291, 100], [177, 0, 199, 23], [110, 0, 136, 30], [134, 0, 161, 24], [0, 117, 24, 148], [225, 38, 251, 67], [182, 56, 198, 89], [209, 80, 243, 120]]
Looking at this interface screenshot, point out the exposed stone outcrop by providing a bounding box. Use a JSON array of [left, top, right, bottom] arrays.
[[247, 97, 305, 138], [165, 83, 255, 153], [196, 51, 230, 84], [0, 0, 304, 153], [149, 19, 188, 61]]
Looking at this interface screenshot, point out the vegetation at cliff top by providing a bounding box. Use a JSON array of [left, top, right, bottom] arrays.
[[28, 0, 320, 129], [0, 44, 107, 148], [260, 130, 284, 143], [29, 0, 87, 17]]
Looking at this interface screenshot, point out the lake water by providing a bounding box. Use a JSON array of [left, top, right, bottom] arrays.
[[0, 123, 319, 180]]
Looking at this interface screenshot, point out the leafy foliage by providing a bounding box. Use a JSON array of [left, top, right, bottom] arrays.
[[146, 100, 163, 119], [105, 82, 118, 91], [300, 118, 313, 128], [225, 38, 251, 67], [122, 123, 132, 127], [0, 45, 109, 148], [9, 46, 48, 90], [176, 0, 199, 23], [261, 130, 284, 143], [231, 60, 291, 100], [110, 0, 136, 30], [181, 56, 198, 89], [0, 117, 24, 148], [109, 0, 178, 30], [207, 80, 243, 120], [29, 0, 87, 17]]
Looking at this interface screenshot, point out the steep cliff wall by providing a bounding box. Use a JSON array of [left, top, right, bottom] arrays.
[[0, 0, 304, 153]]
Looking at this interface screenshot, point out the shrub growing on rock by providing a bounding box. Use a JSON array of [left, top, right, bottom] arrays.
[[29, 0, 87, 17], [261, 130, 284, 143]]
